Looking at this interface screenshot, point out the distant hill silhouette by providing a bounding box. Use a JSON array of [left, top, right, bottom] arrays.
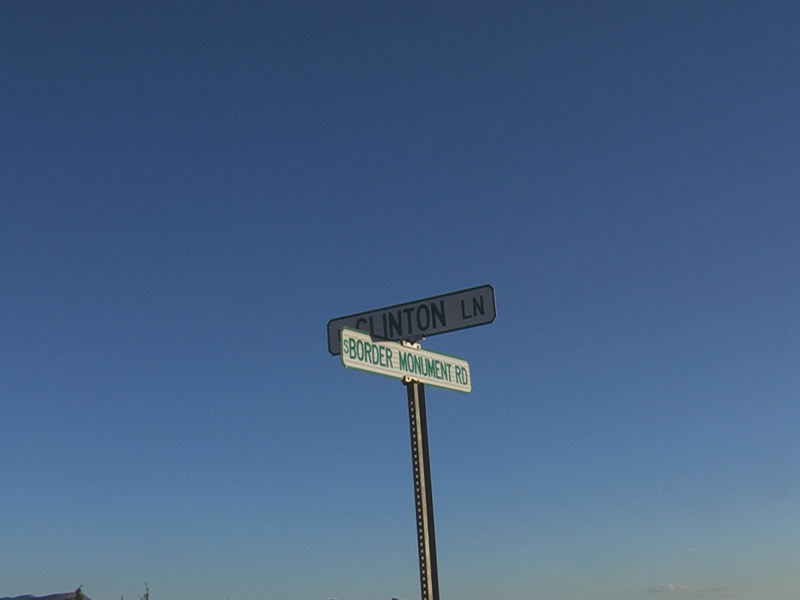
[[1, 594, 91, 600]]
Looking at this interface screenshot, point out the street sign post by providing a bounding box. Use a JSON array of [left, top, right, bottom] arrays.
[[340, 327, 472, 393], [329, 285, 495, 600], [406, 379, 438, 600], [327, 284, 495, 355]]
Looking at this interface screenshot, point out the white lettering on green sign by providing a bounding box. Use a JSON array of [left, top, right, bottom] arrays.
[[327, 284, 496, 355], [354, 300, 448, 340]]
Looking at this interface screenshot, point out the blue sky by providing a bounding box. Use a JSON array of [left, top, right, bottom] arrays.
[[2, 2, 798, 599]]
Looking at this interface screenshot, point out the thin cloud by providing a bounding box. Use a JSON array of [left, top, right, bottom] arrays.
[[645, 583, 691, 593], [643, 583, 752, 596]]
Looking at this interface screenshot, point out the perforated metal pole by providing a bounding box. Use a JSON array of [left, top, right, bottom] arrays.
[[405, 379, 440, 600]]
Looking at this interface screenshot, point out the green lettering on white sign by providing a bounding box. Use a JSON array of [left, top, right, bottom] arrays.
[[339, 327, 471, 394]]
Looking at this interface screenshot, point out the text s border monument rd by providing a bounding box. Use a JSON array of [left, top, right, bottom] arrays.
[[327, 284, 496, 356], [339, 327, 472, 393]]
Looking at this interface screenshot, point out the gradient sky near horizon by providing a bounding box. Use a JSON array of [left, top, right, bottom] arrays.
[[2, 2, 799, 600]]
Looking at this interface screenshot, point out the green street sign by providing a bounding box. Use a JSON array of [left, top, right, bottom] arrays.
[[327, 284, 495, 355], [339, 327, 472, 394]]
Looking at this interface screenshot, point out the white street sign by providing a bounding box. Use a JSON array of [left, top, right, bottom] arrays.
[[327, 284, 495, 355], [339, 327, 472, 393]]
